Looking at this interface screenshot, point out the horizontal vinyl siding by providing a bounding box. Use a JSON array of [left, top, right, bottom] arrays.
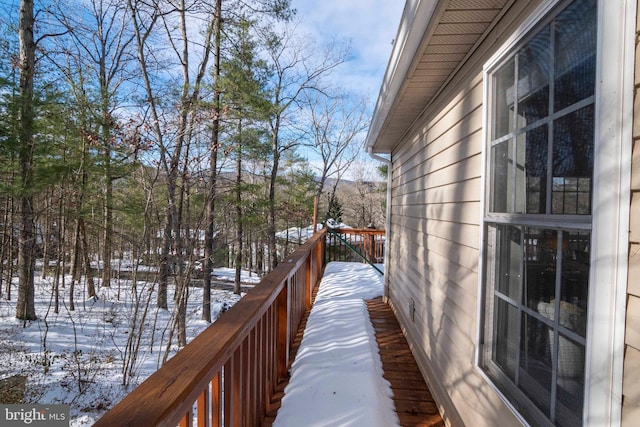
[[384, 1, 554, 425], [388, 73, 520, 425], [392, 213, 480, 251]]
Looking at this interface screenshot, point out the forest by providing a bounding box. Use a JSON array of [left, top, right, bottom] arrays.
[[0, 0, 386, 337]]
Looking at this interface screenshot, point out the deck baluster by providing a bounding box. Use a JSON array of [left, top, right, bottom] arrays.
[[93, 230, 329, 427]]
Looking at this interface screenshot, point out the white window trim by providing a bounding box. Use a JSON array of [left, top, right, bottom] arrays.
[[475, 0, 633, 425]]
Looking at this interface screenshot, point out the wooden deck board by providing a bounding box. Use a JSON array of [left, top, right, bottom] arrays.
[[262, 285, 316, 426], [265, 293, 445, 427], [367, 297, 445, 427]]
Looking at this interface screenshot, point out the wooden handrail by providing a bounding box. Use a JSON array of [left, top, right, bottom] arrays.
[[95, 229, 327, 427], [325, 228, 385, 268]]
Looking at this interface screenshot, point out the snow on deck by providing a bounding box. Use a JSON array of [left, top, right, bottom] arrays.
[[273, 262, 400, 427]]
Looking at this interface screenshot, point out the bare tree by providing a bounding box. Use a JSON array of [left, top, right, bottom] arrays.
[[202, 0, 222, 322], [303, 91, 368, 220], [67, 0, 135, 290], [127, 0, 217, 311], [339, 153, 386, 228], [261, 23, 347, 269]]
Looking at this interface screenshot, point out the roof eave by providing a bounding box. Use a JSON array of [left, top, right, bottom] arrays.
[[365, 0, 440, 154]]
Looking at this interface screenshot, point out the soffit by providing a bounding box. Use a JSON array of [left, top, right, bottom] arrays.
[[368, 0, 511, 153]]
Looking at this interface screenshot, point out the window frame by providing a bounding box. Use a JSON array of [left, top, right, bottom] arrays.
[[476, 0, 632, 425]]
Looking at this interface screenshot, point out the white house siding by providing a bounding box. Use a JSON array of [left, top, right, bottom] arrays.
[[387, 80, 516, 426], [622, 1, 640, 424], [379, 0, 640, 425], [384, 1, 556, 426]]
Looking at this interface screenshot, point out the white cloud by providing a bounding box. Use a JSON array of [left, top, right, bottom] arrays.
[[292, 0, 404, 99]]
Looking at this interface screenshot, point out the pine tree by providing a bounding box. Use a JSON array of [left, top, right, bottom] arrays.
[[219, 15, 271, 294], [326, 194, 343, 224]]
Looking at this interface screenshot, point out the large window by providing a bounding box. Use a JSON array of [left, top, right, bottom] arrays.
[[480, 0, 596, 425]]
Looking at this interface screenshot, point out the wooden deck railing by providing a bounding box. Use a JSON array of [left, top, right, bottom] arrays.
[[325, 228, 385, 268], [94, 229, 327, 427]]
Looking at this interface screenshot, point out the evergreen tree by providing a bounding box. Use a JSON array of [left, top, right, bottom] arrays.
[[218, 14, 271, 294], [326, 194, 343, 224]]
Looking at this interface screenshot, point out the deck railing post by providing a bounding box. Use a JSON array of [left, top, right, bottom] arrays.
[[276, 280, 290, 382], [266, 306, 275, 410], [271, 300, 278, 395], [305, 255, 312, 310], [196, 383, 209, 427], [93, 230, 330, 427], [319, 230, 327, 271], [212, 372, 221, 427]]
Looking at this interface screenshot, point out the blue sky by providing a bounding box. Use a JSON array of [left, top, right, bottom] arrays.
[[290, 1, 405, 181], [292, 0, 405, 101]]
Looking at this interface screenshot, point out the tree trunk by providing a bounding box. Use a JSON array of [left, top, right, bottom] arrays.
[[0, 192, 13, 299], [70, 218, 82, 282], [158, 215, 171, 309], [53, 188, 64, 314], [41, 190, 52, 279], [176, 275, 188, 347], [5, 218, 14, 300], [16, 0, 37, 321], [267, 122, 281, 271], [100, 63, 113, 288], [102, 153, 113, 288], [79, 219, 97, 299], [202, 0, 222, 322], [234, 120, 243, 295], [69, 220, 81, 312], [69, 278, 75, 312]]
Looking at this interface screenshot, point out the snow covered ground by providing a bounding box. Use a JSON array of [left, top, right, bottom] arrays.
[[0, 265, 259, 426], [273, 262, 400, 427], [1, 261, 397, 426]]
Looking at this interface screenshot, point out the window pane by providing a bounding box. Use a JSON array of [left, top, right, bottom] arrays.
[[556, 335, 585, 426], [524, 229, 557, 311], [515, 133, 526, 213], [494, 58, 516, 139], [517, 27, 550, 125], [553, 106, 594, 177], [483, 1, 595, 425], [524, 125, 548, 214], [552, 105, 594, 214], [491, 140, 514, 213], [520, 313, 552, 415], [485, 226, 588, 425], [560, 231, 589, 337], [495, 225, 521, 299], [554, 0, 597, 111], [494, 298, 519, 379]]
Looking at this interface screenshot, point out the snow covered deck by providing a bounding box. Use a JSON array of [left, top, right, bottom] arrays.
[[268, 262, 444, 427], [94, 231, 443, 426]]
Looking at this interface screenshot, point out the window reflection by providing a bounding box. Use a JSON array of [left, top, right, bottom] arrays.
[[520, 313, 552, 415], [494, 59, 516, 139], [484, 0, 595, 425], [524, 125, 548, 214], [554, 0, 597, 111], [552, 106, 594, 215], [488, 225, 589, 425], [491, 140, 513, 213], [517, 27, 550, 124], [523, 229, 589, 333], [488, 0, 595, 217]]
